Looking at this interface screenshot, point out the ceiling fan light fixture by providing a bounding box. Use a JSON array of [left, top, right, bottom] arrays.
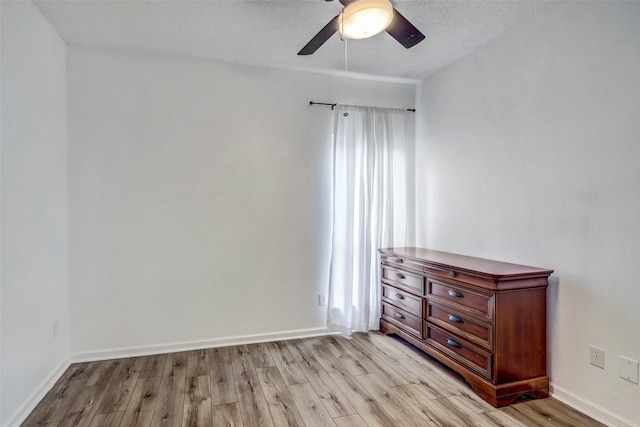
[[338, 0, 394, 40]]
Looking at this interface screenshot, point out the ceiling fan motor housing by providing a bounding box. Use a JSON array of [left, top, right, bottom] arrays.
[[338, 0, 395, 40]]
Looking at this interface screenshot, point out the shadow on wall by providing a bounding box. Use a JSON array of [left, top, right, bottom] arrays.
[[546, 275, 560, 376]]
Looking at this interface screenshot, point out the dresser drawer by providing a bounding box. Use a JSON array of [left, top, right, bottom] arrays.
[[426, 303, 492, 349], [428, 279, 493, 319], [425, 324, 492, 379], [382, 267, 423, 294], [381, 302, 422, 338], [382, 285, 422, 317], [380, 254, 425, 274]]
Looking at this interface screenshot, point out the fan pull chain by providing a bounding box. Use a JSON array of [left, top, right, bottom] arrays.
[[343, 37, 349, 116], [338, 11, 348, 112]]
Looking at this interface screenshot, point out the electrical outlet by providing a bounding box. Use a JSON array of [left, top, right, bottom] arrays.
[[590, 346, 605, 369], [318, 294, 327, 306], [619, 356, 639, 384]]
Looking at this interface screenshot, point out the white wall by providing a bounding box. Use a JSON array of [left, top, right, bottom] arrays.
[[1, 2, 69, 426], [416, 2, 640, 426], [68, 47, 415, 357], [0, 3, 3, 423]]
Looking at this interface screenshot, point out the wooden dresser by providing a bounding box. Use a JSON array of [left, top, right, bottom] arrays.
[[379, 247, 553, 407]]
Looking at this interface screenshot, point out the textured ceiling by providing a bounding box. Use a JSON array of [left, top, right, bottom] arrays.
[[35, 0, 548, 81]]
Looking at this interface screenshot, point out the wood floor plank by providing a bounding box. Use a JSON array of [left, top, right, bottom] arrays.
[[95, 357, 138, 415], [477, 410, 528, 427], [208, 346, 238, 405], [120, 376, 162, 427], [501, 402, 559, 427], [323, 336, 370, 376], [443, 390, 495, 416], [288, 382, 337, 427], [212, 402, 243, 427], [162, 350, 189, 377], [186, 349, 210, 378], [88, 412, 123, 427], [86, 359, 122, 387], [25, 379, 86, 424], [134, 353, 168, 378], [326, 369, 399, 427], [343, 335, 411, 387], [352, 332, 459, 397], [256, 366, 305, 427], [432, 395, 490, 425], [57, 362, 95, 385], [57, 412, 84, 427], [56, 383, 108, 427], [392, 384, 470, 427], [355, 373, 436, 427], [21, 390, 55, 425], [247, 343, 276, 368], [333, 413, 369, 427], [304, 339, 352, 377], [501, 398, 607, 427], [230, 345, 274, 427], [306, 336, 408, 421], [287, 339, 357, 418], [151, 351, 188, 426], [265, 341, 308, 386], [365, 332, 467, 393], [182, 375, 213, 427]]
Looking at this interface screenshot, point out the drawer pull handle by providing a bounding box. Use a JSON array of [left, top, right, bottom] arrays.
[[397, 258, 404, 264], [395, 293, 405, 300], [448, 290, 463, 298], [396, 273, 406, 280], [447, 338, 462, 348], [395, 312, 405, 320], [448, 314, 462, 323], [449, 270, 456, 278]]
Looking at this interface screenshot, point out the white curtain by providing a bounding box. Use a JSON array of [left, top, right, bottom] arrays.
[[328, 104, 410, 335]]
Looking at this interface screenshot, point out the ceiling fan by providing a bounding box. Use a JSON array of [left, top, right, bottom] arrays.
[[298, 0, 425, 55]]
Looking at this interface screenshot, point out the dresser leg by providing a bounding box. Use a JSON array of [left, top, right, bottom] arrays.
[[379, 319, 394, 335], [468, 380, 550, 408]]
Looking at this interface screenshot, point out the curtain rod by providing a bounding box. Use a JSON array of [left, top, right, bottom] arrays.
[[309, 101, 415, 112]]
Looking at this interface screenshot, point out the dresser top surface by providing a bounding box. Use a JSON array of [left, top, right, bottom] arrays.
[[379, 247, 553, 279]]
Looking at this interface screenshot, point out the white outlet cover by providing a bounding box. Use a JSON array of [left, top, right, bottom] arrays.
[[590, 346, 605, 369], [619, 356, 639, 384], [318, 294, 327, 306]]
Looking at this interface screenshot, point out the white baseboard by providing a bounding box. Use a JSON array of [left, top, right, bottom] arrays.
[[71, 327, 332, 362], [3, 359, 70, 427], [551, 383, 639, 427]]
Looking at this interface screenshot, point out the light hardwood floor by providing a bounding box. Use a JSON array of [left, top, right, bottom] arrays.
[[22, 332, 604, 426]]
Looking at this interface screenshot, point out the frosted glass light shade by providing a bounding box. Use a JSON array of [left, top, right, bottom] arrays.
[[338, 0, 394, 40]]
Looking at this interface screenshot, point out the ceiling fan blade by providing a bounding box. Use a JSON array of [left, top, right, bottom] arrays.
[[298, 15, 340, 55], [386, 8, 425, 49]]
